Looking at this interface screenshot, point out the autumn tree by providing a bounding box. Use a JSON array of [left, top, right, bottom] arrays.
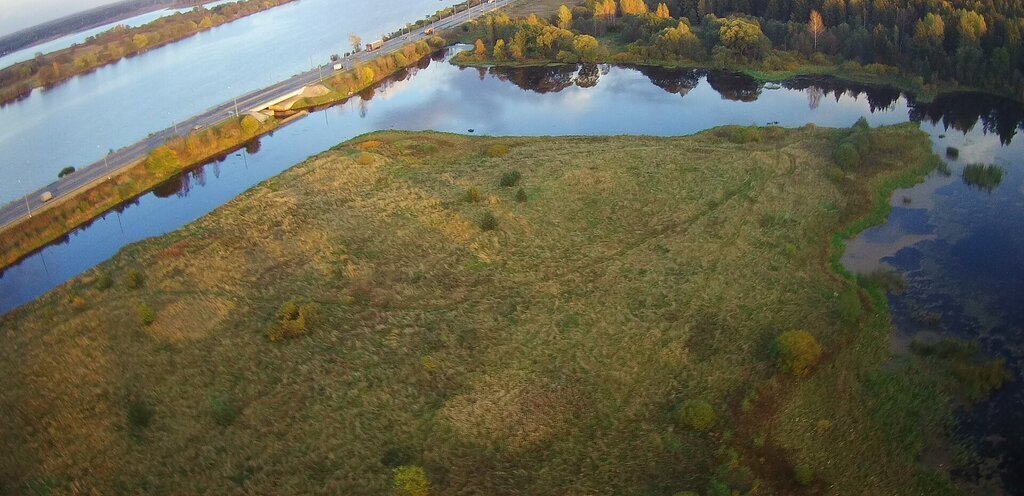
[[719, 18, 767, 59], [572, 34, 601, 62], [595, 0, 617, 23], [349, 33, 362, 53], [493, 39, 507, 61], [809, 10, 824, 51], [655, 3, 671, 19], [957, 10, 986, 44], [621, 0, 648, 16], [474, 38, 487, 59], [558, 4, 573, 30]]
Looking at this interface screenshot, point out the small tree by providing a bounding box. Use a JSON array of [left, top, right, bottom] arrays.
[[678, 399, 714, 431], [775, 330, 822, 376], [493, 39, 507, 61], [656, 2, 672, 18], [558, 4, 573, 30], [809, 10, 825, 52], [349, 33, 362, 53], [58, 166, 76, 178], [474, 38, 487, 59], [479, 212, 499, 231]]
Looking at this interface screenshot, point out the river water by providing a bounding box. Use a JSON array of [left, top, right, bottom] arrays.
[[1, 46, 1022, 491], [0, 0, 461, 204], [0, 0, 239, 70]]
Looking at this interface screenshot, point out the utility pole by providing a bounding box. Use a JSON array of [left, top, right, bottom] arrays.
[[17, 179, 31, 218]]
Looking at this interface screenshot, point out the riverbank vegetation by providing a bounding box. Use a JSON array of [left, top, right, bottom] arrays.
[[1, 125, 989, 494], [454, 0, 1024, 100], [290, 37, 447, 110], [0, 113, 280, 269], [0, 0, 296, 106]]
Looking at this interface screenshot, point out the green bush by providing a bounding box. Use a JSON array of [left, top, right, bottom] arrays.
[[58, 166, 76, 178], [677, 398, 714, 432], [479, 211, 499, 231], [834, 141, 861, 170], [210, 395, 240, 427], [463, 187, 482, 203], [393, 465, 429, 496], [515, 188, 528, 203], [774, 330, 822, 376], [486, 144, 510, 157], [125, 270, 144, 289], [95, 272, 113, 290], [127, 399, 154, 430], [794, 464, 813, 486], [945, 146, 959, 159], [138, 303, 155, 326], [267, 300, 317, 341], [499, 170, 522, 187]]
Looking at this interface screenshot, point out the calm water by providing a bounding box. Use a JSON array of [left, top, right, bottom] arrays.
[[1, 47, 1022, 492], [0, 0, 239, 70], [0, 0, 461, 204]]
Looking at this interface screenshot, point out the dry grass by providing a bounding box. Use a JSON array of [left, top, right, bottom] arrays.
[[0, 128, 948, 495], [503, 0, 583, 18]]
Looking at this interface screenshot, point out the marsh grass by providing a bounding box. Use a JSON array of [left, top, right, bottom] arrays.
[[962, 163, 1004, 192], [0, 128, 953, 495]]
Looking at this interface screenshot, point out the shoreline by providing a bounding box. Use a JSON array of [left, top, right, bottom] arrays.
[[0, 40, 446, 272], [450, 56, 1022, 105]]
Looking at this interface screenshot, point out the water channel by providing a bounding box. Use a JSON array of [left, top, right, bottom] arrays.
[[0, 0, 462, 204], [1, 45, 1022, 492]]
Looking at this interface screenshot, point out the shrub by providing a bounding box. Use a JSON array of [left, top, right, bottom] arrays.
[[486, 144, 510, 157], [945, 146, 959, 159], [393, 465, 429, 496], [515, 188, 528, 203], [463, 187, 482, 203], [127, 399, 154, 430], [125, 270, 144, 289], [58, 166, 76, 178], [479, 212, 499, 231], [138, 303, 155, 326], [833, 141, 861, 170], [499, 170, 522, 187], [70, 296, 87, 312], [267, 300, 316, 341], [95, 272, 113, 290], [210, 395, 240, 427], [356, 153, 375, 165], [677, 398, 714, 432], [793, 464, 813, 486], [774, 330, 822, 376]]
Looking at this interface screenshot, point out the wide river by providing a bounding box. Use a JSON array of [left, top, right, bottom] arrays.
[[0, 0, 463, 204], [1, 17, 1023, 496]]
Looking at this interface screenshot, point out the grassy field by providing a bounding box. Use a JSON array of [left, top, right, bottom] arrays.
[[0, 126, 953, 495]]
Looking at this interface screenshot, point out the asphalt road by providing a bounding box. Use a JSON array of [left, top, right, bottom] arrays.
[[0, 0, 511, 232]]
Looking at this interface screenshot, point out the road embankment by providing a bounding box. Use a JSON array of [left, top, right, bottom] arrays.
[[0, 38, 449, 271]]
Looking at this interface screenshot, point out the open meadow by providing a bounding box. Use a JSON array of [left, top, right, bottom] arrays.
[[0, 126, 955, 495]]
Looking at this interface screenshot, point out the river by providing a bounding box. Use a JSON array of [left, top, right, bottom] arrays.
[[0, 0, 239, 70], [1, 45, 1023, 492], [0, 0, 462, 205]]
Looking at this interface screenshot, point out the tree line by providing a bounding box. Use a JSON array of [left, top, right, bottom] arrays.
[[459, 0, 1023, 98]]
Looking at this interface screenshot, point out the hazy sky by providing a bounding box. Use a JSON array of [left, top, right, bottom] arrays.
[[0, 0, 115, 37]]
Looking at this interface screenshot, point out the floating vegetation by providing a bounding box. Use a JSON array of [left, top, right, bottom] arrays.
[[962, 163, 1004, 192]]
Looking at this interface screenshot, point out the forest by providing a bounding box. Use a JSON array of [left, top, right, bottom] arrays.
[[457, 0, 1024, 99]]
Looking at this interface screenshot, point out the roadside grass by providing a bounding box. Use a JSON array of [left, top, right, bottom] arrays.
[[0, 127, 952, 495]]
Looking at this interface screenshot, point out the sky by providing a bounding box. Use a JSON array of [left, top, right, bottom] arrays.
[[0, 0, 116, 37]]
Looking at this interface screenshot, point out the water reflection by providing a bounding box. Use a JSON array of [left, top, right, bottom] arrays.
[[1, 53, 1023, 492]]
